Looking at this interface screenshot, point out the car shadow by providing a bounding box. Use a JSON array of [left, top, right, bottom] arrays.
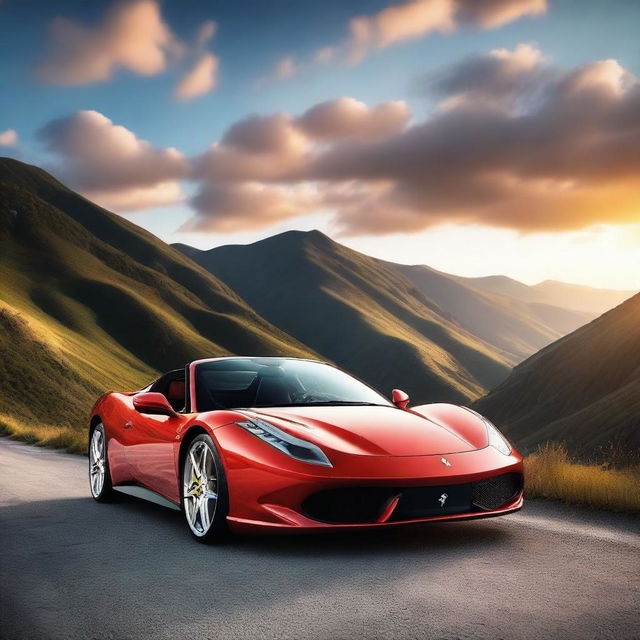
[[3, 489, 512, 555]]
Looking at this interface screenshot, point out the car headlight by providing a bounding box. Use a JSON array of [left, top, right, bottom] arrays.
[[236, 418, 332, 467], [485, 419, 512, 455]]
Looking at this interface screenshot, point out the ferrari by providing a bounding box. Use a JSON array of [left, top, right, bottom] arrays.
[[88, 357, 523, 542]]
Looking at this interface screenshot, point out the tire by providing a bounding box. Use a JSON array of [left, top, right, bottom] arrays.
[[182, 434, 230, 544], [89, 423, 115, 502]]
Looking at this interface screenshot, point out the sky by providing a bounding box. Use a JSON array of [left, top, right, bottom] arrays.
[[1, 0, 639, 289]]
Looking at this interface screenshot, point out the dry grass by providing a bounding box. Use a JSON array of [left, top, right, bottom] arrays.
[[0, 413, 87, 454], [525, 442, 640, 513]]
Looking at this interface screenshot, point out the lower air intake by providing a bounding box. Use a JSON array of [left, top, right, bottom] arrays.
[[302, 487, 397, 524], [301, 473, 523, 524], [472, 473, 523, 511]]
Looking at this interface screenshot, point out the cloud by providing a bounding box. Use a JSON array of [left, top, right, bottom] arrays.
[[196, 20, 216, 47], [313, 47, 336, 65], [258, 55, 299, 86], [84, 181, 184, 212], [39, 110, 188, 211], [187, 99, 409, 230], [345, 0, 456, 64], [273, 56, 298, 80], [36, 0, 181, 86], [344, 0, 546, 63], [297, 98, 410, 141], [187, 48, 640, 236], [427, 43, 548, 106], [194, 113, 309, 187], [0, 129, 18, 146], [267, 0, 547, 80], [174, 20, 219, 101], [175, 52, 219, 101], [455, 0, 547, 28], [185, 182, 320, 232]]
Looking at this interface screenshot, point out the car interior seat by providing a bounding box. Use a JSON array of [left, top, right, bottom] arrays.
[[166, 380, 186, 412]]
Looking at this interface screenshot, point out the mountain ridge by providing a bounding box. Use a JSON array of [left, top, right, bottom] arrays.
[[176, 230, 516, 405], [473, 292, 640, 458]]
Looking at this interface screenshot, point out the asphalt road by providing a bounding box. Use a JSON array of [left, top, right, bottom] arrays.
[[1, 437, 639, 640]]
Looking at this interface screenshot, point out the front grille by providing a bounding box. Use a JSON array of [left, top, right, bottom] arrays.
[[472, 473, 523, 511], [302, 473, 523, 524], [390, 483, 472, 520], [302, 487, 398, 524]]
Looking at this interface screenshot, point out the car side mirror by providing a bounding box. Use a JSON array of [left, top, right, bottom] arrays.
[[392, 388, 410, 409], [133, 392, 178, 417]]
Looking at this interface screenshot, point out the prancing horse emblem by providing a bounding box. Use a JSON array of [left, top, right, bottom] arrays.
[[439, 493, 448, 507], [441, 457, 452, 467]]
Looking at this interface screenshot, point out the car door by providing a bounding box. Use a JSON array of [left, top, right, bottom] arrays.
[[125, 408, 186, 504]]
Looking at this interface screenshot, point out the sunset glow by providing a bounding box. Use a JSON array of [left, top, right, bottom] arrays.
[[1, 0, 638, 288]]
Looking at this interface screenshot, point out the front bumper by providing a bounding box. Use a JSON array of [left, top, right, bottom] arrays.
[[214, 423, 524, 534]]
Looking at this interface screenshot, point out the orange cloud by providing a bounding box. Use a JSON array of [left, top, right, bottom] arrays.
[[188, 99, 411, 229], [174, 20, 219, 101], [185, 182, 320, 232], [297, 98, 410, 141], [268, 0, 547, 80], [187, 48, 640, 237], [39, 110, 188, 211], [37, 0, 181, 86], [427, 43, 547, 106], [345, 0, 546, 62], [85, 182, 184, 212], [455, 0, 546, 28], [175, 53, 219, 101], [346, 0, 455, 64]]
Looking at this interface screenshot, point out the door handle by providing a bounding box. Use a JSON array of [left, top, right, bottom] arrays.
[[124, 421, 133, 429]]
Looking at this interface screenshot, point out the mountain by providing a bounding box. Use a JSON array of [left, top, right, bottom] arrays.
[[175, 230, 512, 405], [473, 293, 640, 459], [0, 158, 313, 442], [386, 263, 593, 364], [459, 274, 635, 315]]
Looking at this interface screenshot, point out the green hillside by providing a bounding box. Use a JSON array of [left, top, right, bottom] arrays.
[[175, 230, 511, 405], [0, 158, 314, 449], [473, 293, 640, 459]]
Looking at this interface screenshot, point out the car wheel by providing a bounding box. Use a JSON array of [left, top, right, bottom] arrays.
[[182, 434, 229, 543], [89, 423, 115, 502]]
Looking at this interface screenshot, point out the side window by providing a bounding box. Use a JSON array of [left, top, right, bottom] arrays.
[[166, 380, 186, 412], [148, 370, 186, 412]]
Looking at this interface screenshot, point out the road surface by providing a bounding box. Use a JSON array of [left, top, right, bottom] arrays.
[[1, 436, 639, 640]]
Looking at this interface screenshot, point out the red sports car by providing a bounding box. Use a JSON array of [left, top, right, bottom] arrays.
[[89, 357, 523, 543]]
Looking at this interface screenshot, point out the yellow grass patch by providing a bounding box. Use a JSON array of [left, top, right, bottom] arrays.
[[0, 413, 87, 454], [525, 442, 640, 513]]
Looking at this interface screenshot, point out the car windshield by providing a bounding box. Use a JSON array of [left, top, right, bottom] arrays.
[[194, 358, 391, 411]]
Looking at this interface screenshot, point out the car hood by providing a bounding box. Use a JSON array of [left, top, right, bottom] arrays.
[[245, 405, 476, 456]]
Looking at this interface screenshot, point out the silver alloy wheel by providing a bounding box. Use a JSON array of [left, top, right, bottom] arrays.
[[89, 427, 106, 498], [183, 440, 219, 537]]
